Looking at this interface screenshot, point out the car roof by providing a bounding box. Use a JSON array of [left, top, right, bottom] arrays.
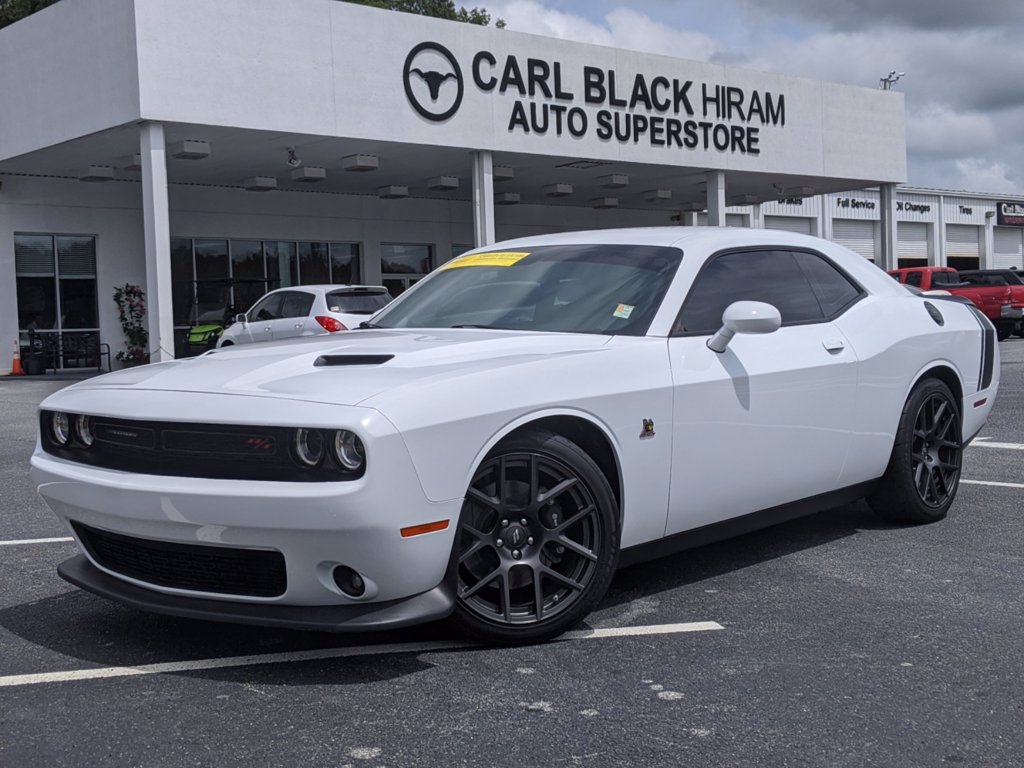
[[264, 284, 387, 295], [462, 226, 846, 253]]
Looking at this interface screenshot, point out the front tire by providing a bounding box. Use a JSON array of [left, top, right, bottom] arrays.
[[452, 429, 619, 645], [868, 378, 963, 524]]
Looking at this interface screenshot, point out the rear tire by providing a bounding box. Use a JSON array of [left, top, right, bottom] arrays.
[[451, 429, 619, 645], [996, 322, 1012, 341], [868, 378, 962, 524]]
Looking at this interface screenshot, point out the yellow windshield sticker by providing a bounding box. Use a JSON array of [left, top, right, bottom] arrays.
[[440, 251, 530, 270]]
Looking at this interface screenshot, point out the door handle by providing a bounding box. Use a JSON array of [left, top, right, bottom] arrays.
[[294, 323, 303, 329], [263, 326, 272, 331], [822, 338, 845, 352]]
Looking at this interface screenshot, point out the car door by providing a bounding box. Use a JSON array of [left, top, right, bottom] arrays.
[[665, 248, 863, 535], [243, 292, 284, 344], [272, 291, 316, 340]]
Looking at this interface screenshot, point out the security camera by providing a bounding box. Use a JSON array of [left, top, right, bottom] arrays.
[[286, 148, 302, 168]]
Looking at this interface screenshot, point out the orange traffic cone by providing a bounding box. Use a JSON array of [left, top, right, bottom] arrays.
[[10, 340, 24, 376]]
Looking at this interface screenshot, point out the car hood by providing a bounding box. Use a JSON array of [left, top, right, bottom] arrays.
[[68, 329, 614, 407]]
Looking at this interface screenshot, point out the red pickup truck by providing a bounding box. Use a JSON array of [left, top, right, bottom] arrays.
[[889, 266, 1024, 340]]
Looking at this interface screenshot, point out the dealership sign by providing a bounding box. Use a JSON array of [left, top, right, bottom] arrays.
[[403, 42, 786, 156], [997, 201, 1024, 226]]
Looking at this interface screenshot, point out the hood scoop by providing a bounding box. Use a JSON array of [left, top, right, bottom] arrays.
[[314, 354, 394, 367]]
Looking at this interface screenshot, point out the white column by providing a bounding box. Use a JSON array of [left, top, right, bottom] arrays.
[[935, 195, 946, 267], [983, 213, 996, 269], [140, 121, 175, 361], [706, 170, 726, 226], [472, 150, 495, 247], [750, 203, 763, 229], [879, 183, 898, 271], [819, 195, 833, 241]]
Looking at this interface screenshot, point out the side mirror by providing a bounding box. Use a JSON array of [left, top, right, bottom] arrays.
[[234, 313, 248, 325], [707, 301, 781, 353]]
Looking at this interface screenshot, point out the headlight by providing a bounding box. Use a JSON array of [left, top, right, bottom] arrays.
[[76, 414, 94, 447], [332, 430, 365, 471], [51, 412, 71, 446], [292, 428, 325, 467]]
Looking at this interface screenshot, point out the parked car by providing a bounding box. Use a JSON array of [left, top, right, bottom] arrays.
[[957, 269, 1024, 337], [217, 285, 391, 347], [32, 228, 998, 644], [889, 266, 1023, 340]]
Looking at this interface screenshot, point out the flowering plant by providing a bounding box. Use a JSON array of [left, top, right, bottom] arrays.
[[112, 283, 149, 365]]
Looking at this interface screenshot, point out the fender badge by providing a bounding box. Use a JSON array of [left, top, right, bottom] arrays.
[[639, 418, 656, 440]]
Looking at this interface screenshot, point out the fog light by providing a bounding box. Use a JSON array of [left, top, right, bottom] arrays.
[[76, 414, 94, 447], [332, 565, 366, 597], [51, 412, 71, 446], [331, 430, 365, 471], [293, 428, 324, 467]]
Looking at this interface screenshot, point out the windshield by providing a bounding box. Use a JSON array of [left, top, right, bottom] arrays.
[[325, 290, 391, 314], [369, 244, 683, 335]]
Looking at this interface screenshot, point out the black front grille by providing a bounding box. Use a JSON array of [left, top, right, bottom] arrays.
[[39, 413, 362, 482], [73, 522, 287, 598]]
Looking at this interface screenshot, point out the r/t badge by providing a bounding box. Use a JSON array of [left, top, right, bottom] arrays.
[[639, 418, 656, 440]]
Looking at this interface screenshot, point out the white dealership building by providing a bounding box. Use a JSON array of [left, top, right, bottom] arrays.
[[1, 0, 1023, 372]]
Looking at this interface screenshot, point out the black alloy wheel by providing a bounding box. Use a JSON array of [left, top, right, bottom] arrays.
[[868, 377, 963, 524], [452, 429, 618, 645]]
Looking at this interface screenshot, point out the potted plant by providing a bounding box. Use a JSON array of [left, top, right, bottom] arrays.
[[113, 283, 149, 367]]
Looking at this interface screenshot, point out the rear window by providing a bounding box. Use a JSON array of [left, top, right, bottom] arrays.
[[931, 272, 961, 286], [326, 290, 391, 314]]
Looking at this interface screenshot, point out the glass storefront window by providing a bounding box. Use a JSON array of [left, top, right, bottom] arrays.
[[265, 241, 297, 290], [381, 243, 433, 275], [330, 243, 360, 284], [298, 241, 330, 284], [171, 238, 196, 325], [15, 233, 98, 333], [231, 240, 266, 314]]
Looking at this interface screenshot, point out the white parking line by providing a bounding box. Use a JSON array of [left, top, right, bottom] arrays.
[[961, 479, 1024, 489], [0, 621, 724, 688], [0, 537, 73, 547], [969, 440, 1024, 451]]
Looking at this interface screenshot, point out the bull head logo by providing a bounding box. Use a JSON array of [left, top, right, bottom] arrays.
[[403, 42, 464, 122]]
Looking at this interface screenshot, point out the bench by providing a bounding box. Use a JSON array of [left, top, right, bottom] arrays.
[[30, 331, 111, 373]]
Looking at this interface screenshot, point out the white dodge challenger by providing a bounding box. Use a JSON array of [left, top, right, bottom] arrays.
[[31, 228, 998, 644]]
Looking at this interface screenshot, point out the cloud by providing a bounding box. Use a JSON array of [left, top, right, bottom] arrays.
[[735, 0, 1024, 32]]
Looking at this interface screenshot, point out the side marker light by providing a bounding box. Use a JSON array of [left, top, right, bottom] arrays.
[[400, 520, 450, 538]]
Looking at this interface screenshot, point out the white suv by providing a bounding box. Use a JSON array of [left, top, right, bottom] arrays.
[[217, 285, 391, 347]]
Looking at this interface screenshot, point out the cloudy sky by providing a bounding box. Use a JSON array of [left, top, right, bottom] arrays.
[[486, 0, 1024, 194]]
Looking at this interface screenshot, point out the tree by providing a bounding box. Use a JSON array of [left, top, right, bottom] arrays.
[[0, 0, 61, 30], [343, 0, 505, 27]]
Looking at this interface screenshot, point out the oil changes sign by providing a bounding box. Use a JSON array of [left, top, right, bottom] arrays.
[[404, 42, 785, 156]]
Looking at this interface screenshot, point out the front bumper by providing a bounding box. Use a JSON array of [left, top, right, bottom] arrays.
[[59, 554, 455, 632], [31, 395, 464, 627]]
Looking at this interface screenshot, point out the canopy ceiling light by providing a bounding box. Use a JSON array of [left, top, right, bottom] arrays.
[[678, 202, 705, 212], [290, 166, 326, 182], [495, 192, 520, 205], [78, 165, 114, 182], [377, 185, 408, 199], [494, 165, 515, 182], [644, 189, 672, 203], [342, 154, 379, 172], [118, 154, 141, 171], [598, 173, 629, 189], [427, 175, 459, 191], [591, 197, 619, 209], [242, 176, 277, 192], [543, 183, 573, 197], [169, 140, 210, 160], [782, 186, 815, 199]]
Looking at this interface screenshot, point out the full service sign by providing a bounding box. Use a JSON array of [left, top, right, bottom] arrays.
[[403, 42, 786, 156], [997, 201, 1024, 226]]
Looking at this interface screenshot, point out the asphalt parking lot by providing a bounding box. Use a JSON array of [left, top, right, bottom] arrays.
[[1, 347, 1022, 768]]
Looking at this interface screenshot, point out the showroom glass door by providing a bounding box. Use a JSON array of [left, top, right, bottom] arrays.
[[381, 243, 433, 297]]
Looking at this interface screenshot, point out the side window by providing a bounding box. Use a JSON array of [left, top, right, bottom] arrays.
[[931, 272, 959, 286], [792, 251, 863, 316], [905, 272, 922, 287], [677, 250, 824, 335], [249, 293, 283, 321], [281, 291, 315, 318]]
